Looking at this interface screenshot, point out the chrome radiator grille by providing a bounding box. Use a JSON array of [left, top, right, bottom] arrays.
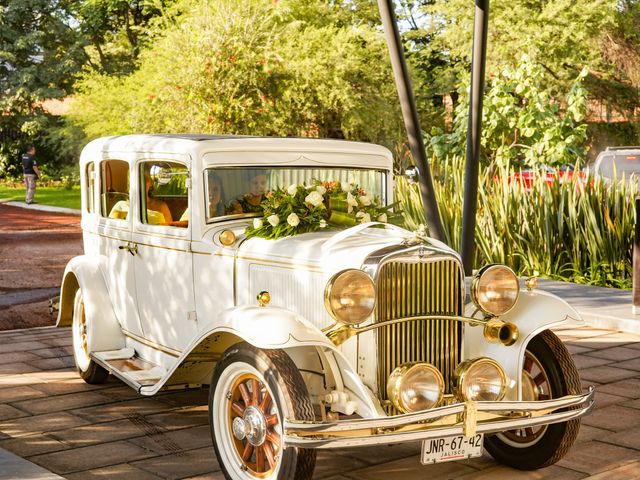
[[376, 258, 463, 414]]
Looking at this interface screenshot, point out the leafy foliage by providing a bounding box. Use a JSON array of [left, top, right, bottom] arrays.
[[429, 58, 589, 168], [0, 0, 86, 177], [68, 0, 404, 148]]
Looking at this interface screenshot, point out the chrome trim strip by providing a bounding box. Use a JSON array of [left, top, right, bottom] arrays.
[[122, 329, 182, 357], [283, 387, 594, 448]]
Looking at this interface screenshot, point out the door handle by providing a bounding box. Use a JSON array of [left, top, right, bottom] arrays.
[[118, 242, 138, 256]]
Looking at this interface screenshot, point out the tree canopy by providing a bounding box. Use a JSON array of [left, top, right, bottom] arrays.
[[68, 0, 405, 149]]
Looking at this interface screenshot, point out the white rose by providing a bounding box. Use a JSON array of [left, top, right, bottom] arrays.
[[346, 192, 358, 213], [253, 218, 263, 229], [341, 181, 352, 192], [316, 185, 326, 195], [287, 212, 300, 227], [359, 194, 372, 206], [305, 190, 324, 207], [287, 184, 298, 195], [356, 211, 365, 219], [319, 219, 327, 228], [377, 213, 387, 223], [267, 214, 280, 227], [361, 213, 371, 224]]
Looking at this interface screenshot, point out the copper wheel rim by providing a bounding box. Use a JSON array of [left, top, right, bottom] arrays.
[[500, 350, 551, 445], [228, 373, 281, 478]]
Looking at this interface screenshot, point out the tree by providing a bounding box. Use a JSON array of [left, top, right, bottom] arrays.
[[429, 57, 589, 168], [420, 0, 615, 95], [71, 0, 175, 75], [68, 0, 405, 149], [0, 0, 86, 177]]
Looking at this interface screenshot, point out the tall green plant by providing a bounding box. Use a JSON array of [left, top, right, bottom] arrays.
[[397, 158, 635, 288]]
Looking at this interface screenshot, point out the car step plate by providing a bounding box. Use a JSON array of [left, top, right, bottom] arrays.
[[421, 433, 484, 464]]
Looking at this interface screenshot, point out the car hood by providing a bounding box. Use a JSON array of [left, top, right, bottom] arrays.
[[237, 223, 457, 275]]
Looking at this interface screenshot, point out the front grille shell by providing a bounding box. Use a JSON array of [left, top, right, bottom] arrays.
[[364, 249, 464, 415]]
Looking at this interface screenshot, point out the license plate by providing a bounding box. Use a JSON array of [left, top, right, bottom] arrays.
[[421, 433, 484, 464]]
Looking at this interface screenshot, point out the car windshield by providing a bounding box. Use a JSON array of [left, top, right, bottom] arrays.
[[598, 154, 640, 179], [204, 167, 386, 221]]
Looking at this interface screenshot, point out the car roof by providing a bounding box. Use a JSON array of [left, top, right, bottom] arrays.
[[79, 134, 393, 170]]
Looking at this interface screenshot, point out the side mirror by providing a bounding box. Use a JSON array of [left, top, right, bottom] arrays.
[[404, 166, 419, 184]]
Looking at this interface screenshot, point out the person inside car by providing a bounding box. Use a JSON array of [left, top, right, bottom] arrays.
[[226, 170, 268, 214], [109, 169, 173, 225]]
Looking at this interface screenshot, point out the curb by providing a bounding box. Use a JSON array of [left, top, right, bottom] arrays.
[[0, 447, 64, 480], [1, 200, 80, 216]]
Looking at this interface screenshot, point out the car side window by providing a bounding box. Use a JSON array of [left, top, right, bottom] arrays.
[[100, 160, 130, 220], [139, 161, 189, 228]]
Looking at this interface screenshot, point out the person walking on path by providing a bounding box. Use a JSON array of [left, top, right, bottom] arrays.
[[22, 145, 40, 204]]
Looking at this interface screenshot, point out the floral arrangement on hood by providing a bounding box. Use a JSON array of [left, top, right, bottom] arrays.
[[244, 180, 395, 239]]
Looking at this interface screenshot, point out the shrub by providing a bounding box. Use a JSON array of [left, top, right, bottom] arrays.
[[397, 157, 635, 288]]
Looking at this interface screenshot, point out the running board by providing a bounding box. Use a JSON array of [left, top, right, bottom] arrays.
[[92, 348, 166, 394]]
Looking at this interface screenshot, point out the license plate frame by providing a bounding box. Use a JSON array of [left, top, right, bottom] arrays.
[[421, 433, 484, 464]]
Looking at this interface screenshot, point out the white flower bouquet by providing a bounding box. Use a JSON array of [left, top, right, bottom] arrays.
[[245, 180, 395, 239]]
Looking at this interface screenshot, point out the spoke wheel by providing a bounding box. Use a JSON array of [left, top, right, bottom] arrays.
[[498, 350, 550, 447], [210, 343, 316, 480], [228, 373, 281, 476], [485, 330, 582, 470], [71, 290, 109, 384]]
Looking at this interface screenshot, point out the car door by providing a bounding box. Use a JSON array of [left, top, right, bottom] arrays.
[[96, 159, 145, 337], [131, 159, 196, 353]]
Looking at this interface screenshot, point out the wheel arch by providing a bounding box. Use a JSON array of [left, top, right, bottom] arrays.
[[162, 306, 382, 417], [57, 256, 125, 352]]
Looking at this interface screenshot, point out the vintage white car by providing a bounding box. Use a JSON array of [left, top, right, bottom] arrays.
[[57, 134, 593, 479]]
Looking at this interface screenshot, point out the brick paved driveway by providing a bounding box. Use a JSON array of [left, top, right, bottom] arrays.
[[1, 325, 639, 479]]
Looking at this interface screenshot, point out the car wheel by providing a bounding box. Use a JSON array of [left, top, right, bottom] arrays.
[[72, 290, 109, 384], [210, 343, 316, 480], [485, 329, 581, 470]]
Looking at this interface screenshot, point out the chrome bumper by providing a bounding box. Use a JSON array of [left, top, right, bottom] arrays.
[[284, 386, 595, 448]]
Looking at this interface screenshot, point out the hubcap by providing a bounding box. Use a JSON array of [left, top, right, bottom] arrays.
[[234, 406, 267, 446], [227, 373, 281, 476]]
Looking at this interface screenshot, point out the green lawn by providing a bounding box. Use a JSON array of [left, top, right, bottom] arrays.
[[0, 185, 81, 210]]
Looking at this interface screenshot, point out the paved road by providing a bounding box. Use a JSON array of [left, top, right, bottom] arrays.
[[0, 203, 82, 331], [0, 325, 639, 479]]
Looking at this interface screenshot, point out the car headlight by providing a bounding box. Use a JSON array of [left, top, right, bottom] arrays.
[[387, 363, 444, 413], [471, 264, 519, 316], [454, 358, 507, 402], [324, 269, 376, 325]]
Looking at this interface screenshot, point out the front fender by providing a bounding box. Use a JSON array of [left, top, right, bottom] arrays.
[[464, 289, 582, 401], [183, 306, 382, 417], [57, 256, 124, 352]]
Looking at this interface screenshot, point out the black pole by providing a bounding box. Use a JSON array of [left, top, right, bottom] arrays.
[[634, 196, 640, 313], [377, 0, 446, 242], [460, 0, 490, 274]]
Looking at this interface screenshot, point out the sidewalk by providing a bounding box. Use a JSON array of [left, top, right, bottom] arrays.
[[540, 279, 640, 334]]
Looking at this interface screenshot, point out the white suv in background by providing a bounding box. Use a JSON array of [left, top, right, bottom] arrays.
[[594, 146, 640, 184]]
